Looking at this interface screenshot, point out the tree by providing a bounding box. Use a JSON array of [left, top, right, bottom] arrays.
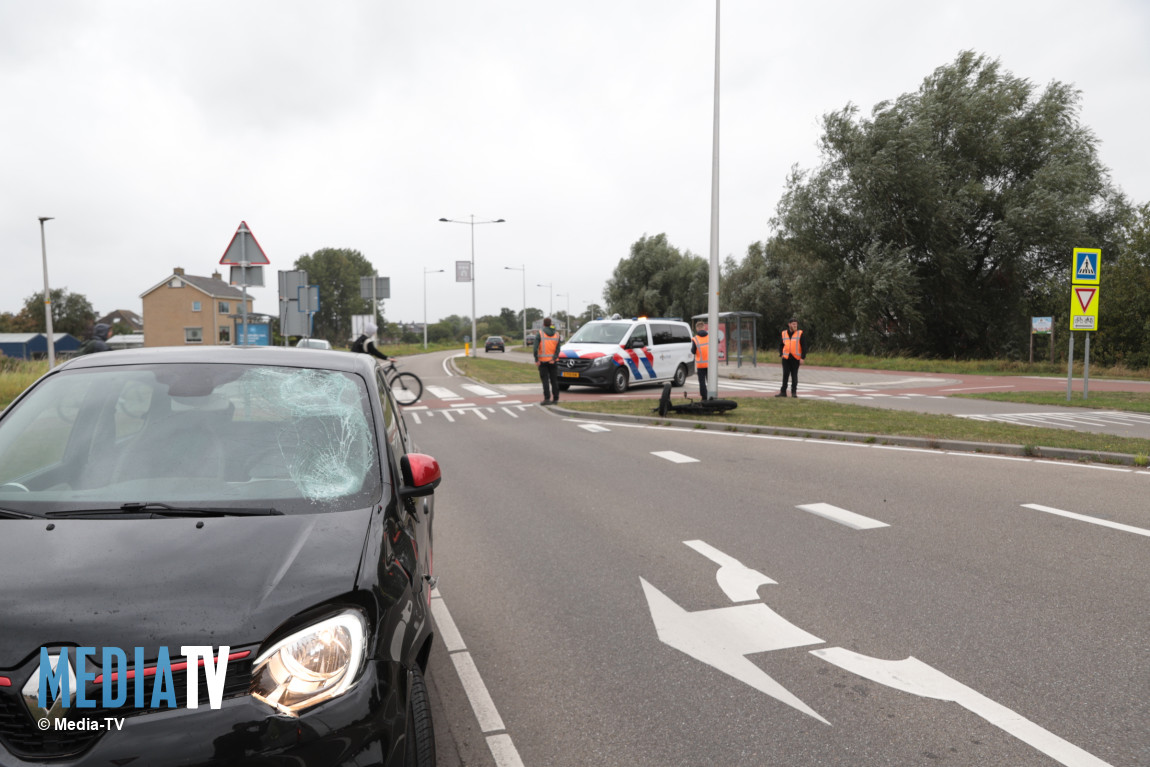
[[15, 288, 96, 338], [1092, 203, 1150, 367], [720, 239, 796, 347], [293, 248, 376, 343], [774, 51, 1126, 358], [604, 234, 707, 320]]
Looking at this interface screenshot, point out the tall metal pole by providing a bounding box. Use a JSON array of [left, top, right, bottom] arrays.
[[705, 0, 721, 400], [1083, 332, 1091, 400], [38, 217, 56, 367], [423, 268, 444, 349], [1066, 332, 1075, 401], [440, 216, 504, 357], [239, 223, 249, 345]]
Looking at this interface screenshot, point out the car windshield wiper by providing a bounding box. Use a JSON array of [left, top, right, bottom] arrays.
[[0, 506, 40, 519], [46, 503, 282, 518]]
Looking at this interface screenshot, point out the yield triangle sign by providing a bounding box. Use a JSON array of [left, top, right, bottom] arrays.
[[1074, 287, 1096, 312]]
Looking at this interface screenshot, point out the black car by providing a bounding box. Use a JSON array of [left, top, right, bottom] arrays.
[[0, 346, 440, 766], [483, 336, 505, 353]]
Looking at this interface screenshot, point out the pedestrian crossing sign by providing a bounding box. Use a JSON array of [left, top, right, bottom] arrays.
[[1072, 247, 1101, 285]]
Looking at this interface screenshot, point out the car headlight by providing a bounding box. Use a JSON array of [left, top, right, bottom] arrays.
[[250, 610, 366, 716], [591, 356, 611, 368]]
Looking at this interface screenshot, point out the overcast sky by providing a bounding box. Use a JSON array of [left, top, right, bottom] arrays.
[[3, 1, 1148, 334]]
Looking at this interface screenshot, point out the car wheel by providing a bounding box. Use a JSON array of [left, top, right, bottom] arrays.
[[609, 367, 629, 394], [672, 364, 688, 387], [405, 666, 436, 767], [558, 383, 570, 391]]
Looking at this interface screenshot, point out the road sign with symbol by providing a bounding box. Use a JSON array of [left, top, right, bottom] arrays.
[[1071, 247, 1100, 285]]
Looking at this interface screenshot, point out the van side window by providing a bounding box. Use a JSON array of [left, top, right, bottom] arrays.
[[669, 324, 692, 344], [652, 324, 674, 345], [627, 324, 648, 348]]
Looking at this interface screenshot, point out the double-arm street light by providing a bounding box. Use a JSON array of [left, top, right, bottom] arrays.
[[38, 217, 56, 368], [439, 215, 505, 357], [536, 282, 553, 320], [504, 265, 526, 346], [423, 267, 445, 349]]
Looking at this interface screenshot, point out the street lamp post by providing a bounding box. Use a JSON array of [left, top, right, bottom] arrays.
[[423, 267, 444, 350], [439, 215, 505, 357], [556, 292, 570, 337], [537, 282, 553, 319], [504, 265, 526, 346], [38, 217, 56, 368]]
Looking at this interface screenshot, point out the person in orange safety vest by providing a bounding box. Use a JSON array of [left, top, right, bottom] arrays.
[[534, 317, 561, 405], [691, 320, 710, 400], [776, 318, 805, 397]]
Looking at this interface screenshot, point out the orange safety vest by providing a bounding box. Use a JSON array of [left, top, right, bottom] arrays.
[[537, 332, 559, 363], [693, 335, 709, 368], [781, 329, 803, 359]]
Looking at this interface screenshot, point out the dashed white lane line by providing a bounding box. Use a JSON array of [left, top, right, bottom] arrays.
[[796, 502, 890, 530], [652, 450, 699, 464], [430, 591, 526, 767], [579, 423, 611, 433], [1021, 503, 1150, 538]]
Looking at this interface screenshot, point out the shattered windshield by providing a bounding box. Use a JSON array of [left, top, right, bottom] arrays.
[[0, 363, 380, 514], [567, 322, 631, 345]]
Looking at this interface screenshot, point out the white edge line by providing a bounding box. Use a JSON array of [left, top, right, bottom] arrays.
[[486, 733, 527, 767], [429, 596, 466, 652], [450, 651, 506, 732], [1022, 503, 1150, 538]]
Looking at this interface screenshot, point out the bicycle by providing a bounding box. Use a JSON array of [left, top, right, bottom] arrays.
[[381, 360, 423, 406], [653, 382, 737, 417]]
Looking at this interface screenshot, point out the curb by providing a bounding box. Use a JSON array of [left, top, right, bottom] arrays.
[[546, 406, 1144, 467]]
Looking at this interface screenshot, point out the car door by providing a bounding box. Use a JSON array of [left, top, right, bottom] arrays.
[[376, 370, 434, 600], [623, 321, 657, 383]]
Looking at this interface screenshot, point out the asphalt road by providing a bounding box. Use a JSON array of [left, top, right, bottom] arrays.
[[397, 351, 1149, 767]]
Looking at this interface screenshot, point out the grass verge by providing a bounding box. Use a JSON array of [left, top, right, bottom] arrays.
[[558, 395, 1150, 457], [807, 352, 1150, 380], [454, 356, 540, 384]]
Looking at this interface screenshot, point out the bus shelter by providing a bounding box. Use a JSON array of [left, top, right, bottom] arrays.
[[692, 311, 762, 367]]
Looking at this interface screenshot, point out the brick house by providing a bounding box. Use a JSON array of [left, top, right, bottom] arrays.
[[140, 268, 252, 347]]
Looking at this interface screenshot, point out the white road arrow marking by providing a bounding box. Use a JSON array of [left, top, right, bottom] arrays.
[[640, 578, 828, 724], [684, 540, 776, 603], [812, 649, 1112, 767]]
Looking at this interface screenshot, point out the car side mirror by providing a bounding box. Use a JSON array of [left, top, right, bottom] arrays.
[[399, 453, 441, 499]]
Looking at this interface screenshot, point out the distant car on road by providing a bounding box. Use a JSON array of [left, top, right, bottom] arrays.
[[484, 336, 505, 352], [0, 346, 441, 765], [295, 337, 332, 350]]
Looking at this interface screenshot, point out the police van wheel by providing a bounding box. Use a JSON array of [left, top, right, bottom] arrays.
[[672, 364, 687, 387], [558, 383, 570, 391], [609, 368, 629, 394]]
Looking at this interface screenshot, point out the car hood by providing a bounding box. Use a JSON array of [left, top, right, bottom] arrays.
[[0, 509, 373, 667], [557, 342, 623, 359]]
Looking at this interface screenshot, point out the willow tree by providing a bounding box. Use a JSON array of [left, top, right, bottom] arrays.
[[775, 51, 1126, 358]]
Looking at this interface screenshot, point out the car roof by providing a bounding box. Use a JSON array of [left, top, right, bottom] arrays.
[[58, 345, 371, 375]]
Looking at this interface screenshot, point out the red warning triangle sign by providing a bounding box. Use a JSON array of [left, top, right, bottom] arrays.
[[219, 221, 270, 265], [1074, 287, 1096, 312]]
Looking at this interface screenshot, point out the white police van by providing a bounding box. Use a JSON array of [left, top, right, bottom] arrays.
[[555, 317, 695, 393]]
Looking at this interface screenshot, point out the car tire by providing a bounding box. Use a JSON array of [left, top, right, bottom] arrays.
[[558, 383, 570, 392], [609, 367, 629, 394], [672, 364, 687, 387], [405, 666, 436, 767]]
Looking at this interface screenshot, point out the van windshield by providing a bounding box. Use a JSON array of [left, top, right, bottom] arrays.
[[567, 322, 632, 345]]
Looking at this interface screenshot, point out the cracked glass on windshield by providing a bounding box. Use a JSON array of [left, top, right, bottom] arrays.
[[0, 363, 380, 514]]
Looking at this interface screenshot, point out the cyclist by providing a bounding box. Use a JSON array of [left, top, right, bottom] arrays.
[[351, 323, 391, 362]]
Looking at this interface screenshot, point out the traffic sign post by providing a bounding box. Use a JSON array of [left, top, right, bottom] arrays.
[[220, 221, 270, 346], [1066, 248, 1101, 400]]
